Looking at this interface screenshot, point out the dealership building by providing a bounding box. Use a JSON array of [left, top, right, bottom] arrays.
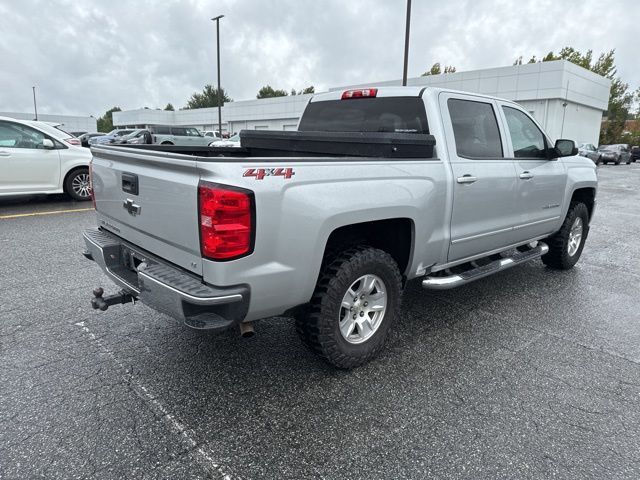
[[113, 60, 611, 145]]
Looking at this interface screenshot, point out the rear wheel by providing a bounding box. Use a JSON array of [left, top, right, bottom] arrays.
[[296, 246, 402, 369], [65, 168, 91, 201], [542, 202, 589, 270]]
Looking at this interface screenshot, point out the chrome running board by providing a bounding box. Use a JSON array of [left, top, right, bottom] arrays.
[[422, 243, 549, 290]]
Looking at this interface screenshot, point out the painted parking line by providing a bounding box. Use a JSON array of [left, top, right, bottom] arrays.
[[0, 207, 94, 220]]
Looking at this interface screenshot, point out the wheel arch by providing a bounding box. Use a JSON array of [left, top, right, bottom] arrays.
[[570, 187, 596, 222], [62, 165, 89, 194], [321, 217, 415, 278]]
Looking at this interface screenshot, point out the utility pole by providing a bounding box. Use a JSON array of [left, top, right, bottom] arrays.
[[211, 15, 224, 138], [32, 86, 38, 121], [402, 0, 412, 86]]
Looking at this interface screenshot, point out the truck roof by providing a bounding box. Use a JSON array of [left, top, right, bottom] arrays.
[[311, 86, 518, 107]]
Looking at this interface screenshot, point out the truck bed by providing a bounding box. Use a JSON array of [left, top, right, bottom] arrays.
[[108, 130, 436, 159]]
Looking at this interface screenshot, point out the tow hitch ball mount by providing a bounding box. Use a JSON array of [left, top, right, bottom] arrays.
[[91, 287, 135, 312]]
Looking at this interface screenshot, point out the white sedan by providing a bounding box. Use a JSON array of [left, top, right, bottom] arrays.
[[209, 133, 240, 147], [0, 116, 92, 201]]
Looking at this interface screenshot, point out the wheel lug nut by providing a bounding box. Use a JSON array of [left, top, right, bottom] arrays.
[[361, 294, 364, 299], [360, 311, 364, 317], [349, 307, 353, 311], [364, 302, 368, 306]]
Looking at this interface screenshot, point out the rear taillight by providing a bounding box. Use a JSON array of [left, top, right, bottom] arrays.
[[198, 181, 254, 260], [341, 88, 378, 99], [65, 137, 81, 146], [89, 161, 96, 208]]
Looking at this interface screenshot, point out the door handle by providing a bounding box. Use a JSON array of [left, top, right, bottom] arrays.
[[456, 175, 477, 184], [0, 151, 10, 157], [519, 171, 534, 180]]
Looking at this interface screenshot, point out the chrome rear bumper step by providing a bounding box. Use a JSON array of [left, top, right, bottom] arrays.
[[422, 243, 549, 290]]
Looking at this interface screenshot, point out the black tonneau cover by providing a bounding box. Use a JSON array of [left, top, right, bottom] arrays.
[[110, 130, 435, 159]]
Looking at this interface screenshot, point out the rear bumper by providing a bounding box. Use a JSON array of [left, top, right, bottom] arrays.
[[83, 228, 250, 331]]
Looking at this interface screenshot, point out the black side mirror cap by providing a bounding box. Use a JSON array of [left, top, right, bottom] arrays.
[[554, 139, 577, 157]]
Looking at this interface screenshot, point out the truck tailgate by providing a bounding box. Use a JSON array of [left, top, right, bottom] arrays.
[[91, 145, 203, 275]]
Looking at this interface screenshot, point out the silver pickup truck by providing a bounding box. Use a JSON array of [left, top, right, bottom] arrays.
[[84, 86, 597, 368]]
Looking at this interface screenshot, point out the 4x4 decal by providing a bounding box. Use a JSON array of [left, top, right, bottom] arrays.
[[243, 168, 295, 180]]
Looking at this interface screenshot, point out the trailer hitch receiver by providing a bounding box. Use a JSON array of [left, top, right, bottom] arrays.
[[91, 287, 135, 311]]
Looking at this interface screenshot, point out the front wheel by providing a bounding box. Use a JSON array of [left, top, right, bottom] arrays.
[[542, 202, 589, 270], [65, 168, 92, 201], [296, 246, 402, 369]]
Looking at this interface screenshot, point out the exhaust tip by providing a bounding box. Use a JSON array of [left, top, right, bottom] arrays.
[[239, 322, 255, 338]]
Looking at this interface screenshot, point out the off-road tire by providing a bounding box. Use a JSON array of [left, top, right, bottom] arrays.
[[295, 246, 402, 369], [542, 202, 589, 270]]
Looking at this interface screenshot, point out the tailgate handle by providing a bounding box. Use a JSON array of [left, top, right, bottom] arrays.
[[122, 173, 139, 195]]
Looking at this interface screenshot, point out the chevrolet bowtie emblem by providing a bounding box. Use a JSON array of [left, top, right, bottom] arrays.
[[123, 198, 142, 216]]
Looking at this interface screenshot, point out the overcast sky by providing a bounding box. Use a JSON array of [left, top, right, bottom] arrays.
[[1, 0, 638, 117]]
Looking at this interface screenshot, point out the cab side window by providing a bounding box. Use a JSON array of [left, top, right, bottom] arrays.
[[186, 128, 201, 137], [0, 121, 46, 149], [448, 99, 503, 159], [172, 127, 187, 136], [502, 107, 547, 159]]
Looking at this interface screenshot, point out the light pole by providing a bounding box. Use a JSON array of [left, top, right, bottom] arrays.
[[211, 15, 224, 138], [32, 86, 38, 121], [402, 0, 412, 86]]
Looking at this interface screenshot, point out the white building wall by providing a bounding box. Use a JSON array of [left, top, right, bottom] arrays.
[[0, 112, 97, 132], [113, 60, 610, 145]]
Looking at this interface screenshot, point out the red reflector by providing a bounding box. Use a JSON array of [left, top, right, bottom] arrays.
[[341, 88, 378, 100], [65, 137, 81, 145], [199, 182, 254, 260]]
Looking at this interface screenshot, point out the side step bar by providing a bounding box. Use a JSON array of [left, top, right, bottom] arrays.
[[422, 243, 549, 290]]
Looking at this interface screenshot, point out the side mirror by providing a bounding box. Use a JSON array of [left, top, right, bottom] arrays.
[[42, 138, 55, 149], [554, 139, 577, 157]]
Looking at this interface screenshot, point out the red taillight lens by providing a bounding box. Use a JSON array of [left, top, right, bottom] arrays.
[[198, 182, 254, 260], [89, 161, 96, 209], [341, 88, 378, 99], [65, 137, 81, 146]]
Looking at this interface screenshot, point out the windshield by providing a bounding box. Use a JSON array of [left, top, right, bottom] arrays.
[[298, 97, 429, 133], [124, 129, 144, 138]]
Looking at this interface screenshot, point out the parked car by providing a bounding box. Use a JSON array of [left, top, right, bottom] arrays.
[[577, 143, 602, 164], [210, 132, 240, 147], [84, 86, 597, 368], [203, 130, 222, 139], [114, 129, 153, 145], [630, 146, 640, 162], [88, 129, 135, 146], [148, 125, 212, 146], [598, 144, 631, 164], [0, 116, 92, 200], [78, 132, 108, 148]]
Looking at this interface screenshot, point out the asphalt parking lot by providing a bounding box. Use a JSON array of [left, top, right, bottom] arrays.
[[2, 164, 640, 480]]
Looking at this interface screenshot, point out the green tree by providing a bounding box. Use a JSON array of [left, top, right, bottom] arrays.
[[184, 85, 232, 109], [421, 62, 456, 76], [96, 106, 121, 132], [164, 103, 175, 111], [290, 86, 316, 96], [256, 85, 289, 99]]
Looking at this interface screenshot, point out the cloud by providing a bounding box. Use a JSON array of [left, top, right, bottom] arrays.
[[0, 0, 637, 117]]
